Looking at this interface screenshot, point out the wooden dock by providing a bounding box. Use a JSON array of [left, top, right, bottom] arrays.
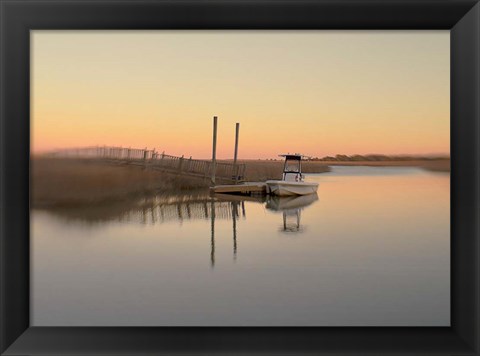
[[210, 182, 269, 195]]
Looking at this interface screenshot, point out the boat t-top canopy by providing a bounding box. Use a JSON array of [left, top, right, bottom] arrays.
[[278, 154, 307, 179], [278, 153, 308, 161]]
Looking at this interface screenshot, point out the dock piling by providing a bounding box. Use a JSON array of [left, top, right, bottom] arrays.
[[234, 122, 240, 183], [211, 116, 218, 186]]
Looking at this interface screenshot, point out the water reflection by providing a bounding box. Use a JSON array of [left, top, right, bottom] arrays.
[[40, 191, 319, 268], [210, 199, 215, 267], [232, 201, 237, 260], [31, 167, 450, 326], [266, 194, 318, 233]]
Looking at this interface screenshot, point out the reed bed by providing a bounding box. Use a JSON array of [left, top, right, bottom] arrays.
[[32, 158, 208, 207], [236, 160, 331, 181]]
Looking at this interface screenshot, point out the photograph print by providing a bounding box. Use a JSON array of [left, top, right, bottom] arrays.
[[31, 30, 450, 326]]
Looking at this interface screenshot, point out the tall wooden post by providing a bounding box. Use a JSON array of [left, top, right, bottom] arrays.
[[233, 122, 240, 182], [211, 116, 218, 186], [233, 123, 240, 165]]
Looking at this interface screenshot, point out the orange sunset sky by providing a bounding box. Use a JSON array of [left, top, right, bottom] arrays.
[[31, 30, 449, 159]]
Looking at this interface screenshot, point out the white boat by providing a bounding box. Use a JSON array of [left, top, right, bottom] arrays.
[[266, 154, 319, 196]]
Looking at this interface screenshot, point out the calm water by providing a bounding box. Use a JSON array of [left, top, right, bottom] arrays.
[[31, 166, 450, 326]]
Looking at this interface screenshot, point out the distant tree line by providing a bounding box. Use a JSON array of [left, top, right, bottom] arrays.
[[308, 154, 450, 162]]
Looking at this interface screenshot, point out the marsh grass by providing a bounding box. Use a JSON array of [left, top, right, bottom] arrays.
[[237, 160, 331, 181], [32, 158, 208, 207]]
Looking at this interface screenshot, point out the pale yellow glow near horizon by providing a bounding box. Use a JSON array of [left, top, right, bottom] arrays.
[[31, 30, 449, 159]]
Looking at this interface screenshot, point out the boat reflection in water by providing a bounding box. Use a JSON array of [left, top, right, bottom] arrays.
[[42, 190, 318, 267], [265, 193, 318, 233]]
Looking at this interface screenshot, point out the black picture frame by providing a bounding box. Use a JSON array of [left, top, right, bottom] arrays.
[[1, 0, 479, 355]]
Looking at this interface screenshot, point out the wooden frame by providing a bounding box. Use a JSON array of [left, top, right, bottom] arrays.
[[1, 0, 479, 355]]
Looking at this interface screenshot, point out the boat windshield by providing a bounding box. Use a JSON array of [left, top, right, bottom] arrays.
[[284, 159, 300, 172]]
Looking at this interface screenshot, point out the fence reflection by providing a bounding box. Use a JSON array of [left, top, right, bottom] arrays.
[[41, 192, 317, 267]]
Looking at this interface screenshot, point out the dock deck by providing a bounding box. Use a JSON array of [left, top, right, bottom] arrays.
[[211, 182, 269, 195]]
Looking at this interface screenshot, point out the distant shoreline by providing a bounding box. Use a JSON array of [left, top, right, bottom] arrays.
[[318, 160, 450, 172], [235, 159, 450, 175]]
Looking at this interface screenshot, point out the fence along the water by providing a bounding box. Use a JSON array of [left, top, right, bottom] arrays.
[[48, 146, 246, 182]]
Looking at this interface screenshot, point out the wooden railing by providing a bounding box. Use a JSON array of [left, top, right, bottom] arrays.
[[46, 146, 246, 182]]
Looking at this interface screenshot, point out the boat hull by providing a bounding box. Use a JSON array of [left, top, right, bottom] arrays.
[[266, 180, 319, 196]]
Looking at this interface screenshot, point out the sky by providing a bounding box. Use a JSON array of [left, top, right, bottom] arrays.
[[31, 30, 449, 159]]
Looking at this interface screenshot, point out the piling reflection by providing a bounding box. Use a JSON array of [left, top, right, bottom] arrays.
[[210, 199, 215, 268], [39, 191, 318, 267]]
